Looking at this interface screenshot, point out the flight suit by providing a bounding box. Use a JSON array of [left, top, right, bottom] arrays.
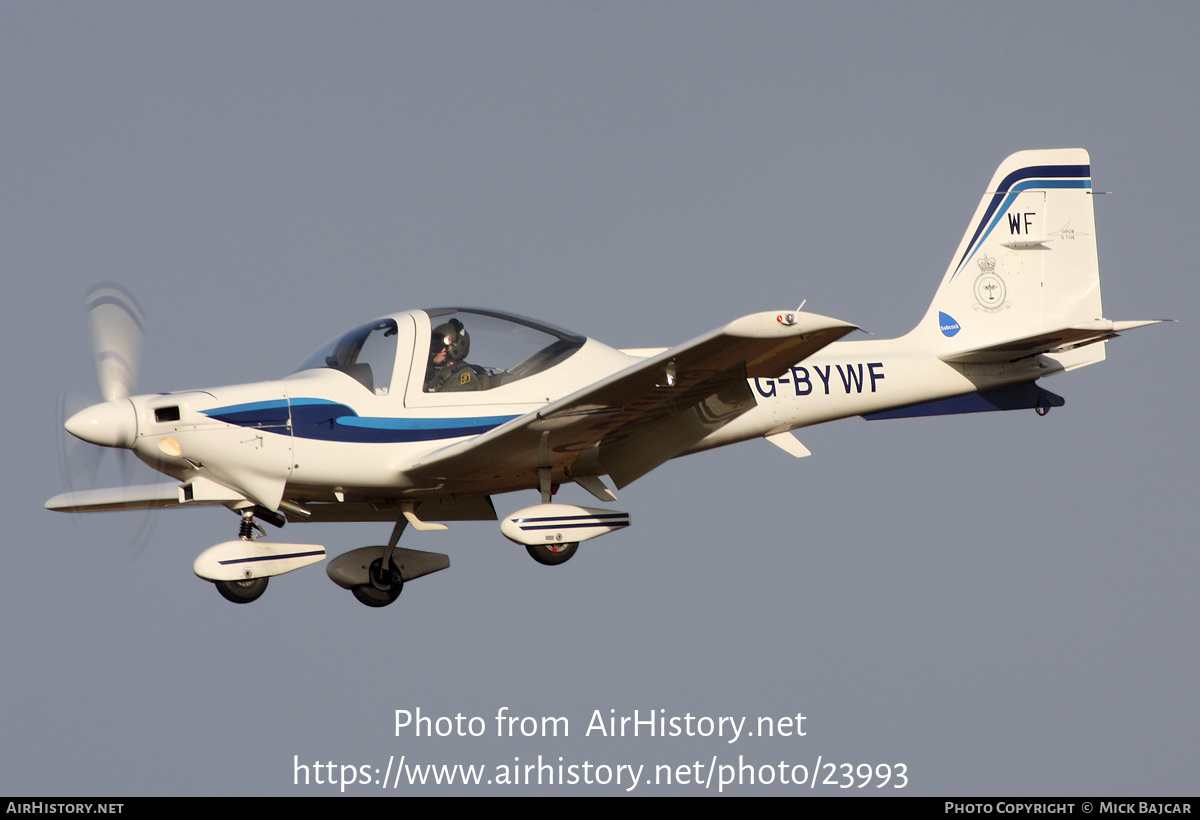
[[424, 361, 491, 392]]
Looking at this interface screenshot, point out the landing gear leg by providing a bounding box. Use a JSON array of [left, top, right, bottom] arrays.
[[351, 516, 407, 608], [526, 454, 575, 564], [213, 509, 269, 605]]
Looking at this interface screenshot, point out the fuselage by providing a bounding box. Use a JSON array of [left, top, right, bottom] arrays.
[[86, 307, 1042, 514]]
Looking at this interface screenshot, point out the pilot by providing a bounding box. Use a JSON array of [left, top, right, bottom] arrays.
[[424, 318, 490, 392]]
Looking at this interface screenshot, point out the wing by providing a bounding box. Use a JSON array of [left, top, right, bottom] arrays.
[[46, 483, 188, 513], [47, 480, 498, 524], [405, 310, 857, 492]]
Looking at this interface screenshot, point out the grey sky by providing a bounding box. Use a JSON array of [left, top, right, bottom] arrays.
[[2, 2, 1195, 795]]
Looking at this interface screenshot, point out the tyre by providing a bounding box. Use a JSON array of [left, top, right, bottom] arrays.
[[215, 576, 268, 604], [525, 542, 578, 566]]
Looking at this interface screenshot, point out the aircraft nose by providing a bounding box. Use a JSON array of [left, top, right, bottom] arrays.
[[65, 399, 137, 448]]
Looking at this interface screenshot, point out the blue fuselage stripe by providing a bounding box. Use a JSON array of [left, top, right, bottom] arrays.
[[202, 399, 518, 444]]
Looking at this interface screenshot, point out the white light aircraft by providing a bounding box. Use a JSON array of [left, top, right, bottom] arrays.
[[49, 149, 1166, 607]]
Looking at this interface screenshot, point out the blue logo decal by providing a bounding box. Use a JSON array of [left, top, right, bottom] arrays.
[[939, 312, 961, 337]]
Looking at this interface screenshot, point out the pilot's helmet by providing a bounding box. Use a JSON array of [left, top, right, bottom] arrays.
[[430, 318, 470, 361]]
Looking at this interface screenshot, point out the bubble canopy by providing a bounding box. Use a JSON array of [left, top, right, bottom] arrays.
[[292, 308, 587, 394]]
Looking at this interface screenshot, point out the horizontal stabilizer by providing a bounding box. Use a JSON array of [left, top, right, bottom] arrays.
[[864, 382, 1064, 421], [941, 319, 1170, 364]]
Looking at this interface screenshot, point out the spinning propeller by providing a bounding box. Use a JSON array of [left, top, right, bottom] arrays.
[[56, 283, 158, 548], [63, 284, 144, 448]]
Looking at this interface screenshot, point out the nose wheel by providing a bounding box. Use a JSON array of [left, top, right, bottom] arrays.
[[215, 576, 269, 604]]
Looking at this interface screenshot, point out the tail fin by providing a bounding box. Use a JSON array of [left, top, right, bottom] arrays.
[[914, 149, 1107, 371]]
